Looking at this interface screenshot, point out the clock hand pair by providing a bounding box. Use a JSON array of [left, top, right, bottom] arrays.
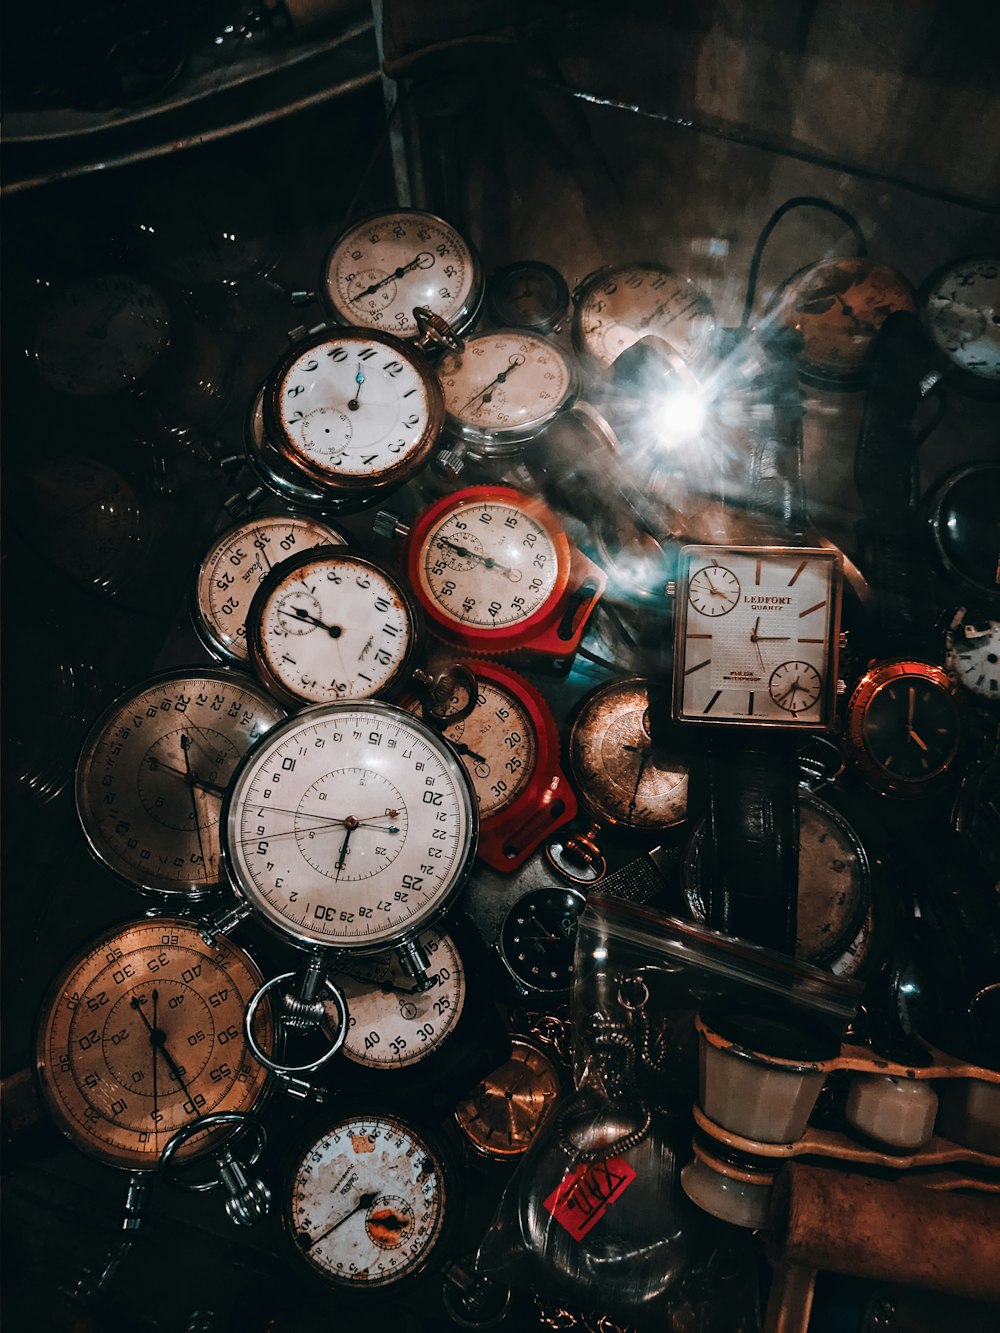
[[130, 989, 199, 1115], [436, 537, 522, 582], [348, 252, 434, 302], [347, 363, 365, 413], [146, 754, 228, 798], [459, 354, 525, 412], [279, 603, 343, 637]]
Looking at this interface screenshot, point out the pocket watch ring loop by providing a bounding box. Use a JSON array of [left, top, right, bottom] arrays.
[[244, 971, 348, 1074], [159, 1110, 266, 1193], [795, 734, 847, 792], [411, 662, 478, 725], [414, 305, 464, 355]]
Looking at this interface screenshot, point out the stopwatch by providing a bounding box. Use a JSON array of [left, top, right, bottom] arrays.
[[917, 254, 1000, 397], [246, 546, 420, 709], [319, 208, 484, 339], [35, 916, 272, 1171], [252, 324, 447, 511], [193, 513, 347, 663], [221, 700, 477, 954], [486, 260, 571, 334], [30, 271, 173, 397], [943, 607, 1000, 705], [282, 1107, 461, 1291], [76, 668, 286, 899], [397, 485, 606, 664], [407, 659, 577, 870], [568, 679, 691, 831], [571, 261, 716, 371], [435, 328, 577, 453]]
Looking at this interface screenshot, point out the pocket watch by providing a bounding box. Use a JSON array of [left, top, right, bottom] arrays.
[[486, 260, 571, 334], [672, 544, 842, 729], [455, 1035, 563, 1161], [571, 261, 716, 371], [394, 485, 606, 667], [943, 607, 1000, 706], [319, 208, 484, 339], [35, 915, 272, 1171], [221, 700, 477, 956], [844, 658, 962, 798], [773, 256, 916, 389], [917, 254, 1000, 397], [407, 659, 577, 871], [245, 546, 420, 709], [76, 668, 286, 900], [193, 514, 347, 664], [281, 1105, 462, 1291], [250, 323, 447, 512], [568, 678, 691, 832], [435, 328, 577, 455], [497, 886, 588, 998]]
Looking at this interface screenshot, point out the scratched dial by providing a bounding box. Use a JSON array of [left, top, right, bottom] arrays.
[[246, 547, 418, 708], [572, 261, 716, 370], [437, 329, 575, 447], [75, 669, 285, 898], [284, 1111, 453, 1289], [330, 928, 466, 1070]]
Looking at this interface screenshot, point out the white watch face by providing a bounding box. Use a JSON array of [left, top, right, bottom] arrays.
[[437, 678, 538, 817], [251, 552, 414, 705], [223, 703, 475, 950], [922, 256, 1000, 384], [195, 515, 345, 662], [34, 273, 171, 396], [417, 497, 561, 630], [286, 1113, 449, 1288], [273, 333, 437, 483], [437, 330, 573, 441], [322, 209, 480, 337], [944, 609, 1000, 702], [333, 929, 465, 1069], [674, 545, 840, 727], [573, 262, 715, 369]]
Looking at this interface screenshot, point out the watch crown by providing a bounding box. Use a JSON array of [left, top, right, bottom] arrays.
[[432, 446, 466, 480], [372, 508, 407, 541]]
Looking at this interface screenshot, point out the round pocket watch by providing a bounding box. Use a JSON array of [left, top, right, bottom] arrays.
[[281, 1105, 462, 1292], [455, 1035, 563, 1161], [943, 607, 1000, 706], [245, 545, 421, 709], [76, 668, 286, 900], [844, 658, 962, 798], [571, 261, 716, 372], [221, 700, 477, 957], [319, 208, 484, 339], [486, 260, 571, 334], [917, 254, 999, 398], [395, 485, 607, 666], [35, 915, 272, 1171], [249, 322, 448, 513], [773, 256, 916, 389], [193, 513, 347, 664], [406, 659, 577, 871], [435, 328, 577, 455]]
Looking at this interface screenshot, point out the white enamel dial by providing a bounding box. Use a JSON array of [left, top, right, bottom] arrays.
[[943, 608, 1000, 703], [269, 331, 441, 487], [76, 670, 285, 897], [194, 515, 345, 662], [286, 1112, 450, 1288], [921, 256, 1000, 386], [674, 545, 840, 727], [417, 497, 561, 631], [331, 929, 465, 1069], [248, 550, 416, 706], [573, 262, 715, 369], [223, 703, 476, 951], [436, 678, 538, 817], [321, 209, 482, 337], [437, 329, 574, 445]]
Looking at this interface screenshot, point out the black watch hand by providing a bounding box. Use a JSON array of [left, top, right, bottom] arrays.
[[448, 739, 489, 764], [436, 538, 521, 581], [305, 1191, 381, 1248], [180, 735, 210, 871], [280, 604, 343, 637], [130, 991, 198, 1111], [347, 363, 365, 412], [349, 252, 434, 301], [459, 355, 526, 412], [146, 755, 228, 797]]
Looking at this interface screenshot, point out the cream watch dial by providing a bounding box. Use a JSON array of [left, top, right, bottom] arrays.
[[436, 678, 538, 817], [332, 929, 465, 1069], [286, 1112, 449, 1288], [437, 329, 574, 443], [195, 515, 345, 662], [250, 551, 415, 705], [573, 262, 715, 369], [921, 256, 1000, 386], [674, 545, 840, 727]]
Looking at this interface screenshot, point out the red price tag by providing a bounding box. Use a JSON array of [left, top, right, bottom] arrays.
[[542, 1156, 637, 1240]]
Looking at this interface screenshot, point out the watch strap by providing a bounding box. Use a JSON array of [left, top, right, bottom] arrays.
[[595, 845, 677, 907]]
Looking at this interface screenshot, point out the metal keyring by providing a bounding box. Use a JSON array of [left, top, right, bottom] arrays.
[[159, 1111, 266, 1194], [244, 972, 348, 1074]]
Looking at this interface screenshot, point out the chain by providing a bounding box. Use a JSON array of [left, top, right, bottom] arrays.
[[534, 1292, 638, 1333]]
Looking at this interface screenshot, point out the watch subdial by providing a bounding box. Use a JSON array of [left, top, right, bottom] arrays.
[[273, 590, 324, 635], [944, 610, 1000, 702], [346, 269, 397, 316], [688, 564, 740, 616], [136, 728, 237, 830], [296, 408, 353, 461], [432, 529, 484, 573], [293, 770, 407, 881], [769, 661, 823, 713], [366, 1196, 414, 1248], [102, 980, 215, 1090]]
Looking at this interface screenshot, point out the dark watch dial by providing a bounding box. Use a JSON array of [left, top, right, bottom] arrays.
[[847, 660, 961, 796], [498, 887, 586, 995]]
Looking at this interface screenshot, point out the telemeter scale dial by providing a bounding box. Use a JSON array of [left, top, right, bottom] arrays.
[[35, 916, 272, 1171]]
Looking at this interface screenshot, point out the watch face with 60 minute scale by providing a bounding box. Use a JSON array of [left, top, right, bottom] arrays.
[[75, 668, 285, 898]]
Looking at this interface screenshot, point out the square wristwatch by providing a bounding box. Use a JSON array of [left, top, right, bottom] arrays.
[[672, 544, 842, 729]]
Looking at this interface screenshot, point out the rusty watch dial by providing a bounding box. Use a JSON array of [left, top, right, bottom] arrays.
[[455, 1036, 561, 1159]]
